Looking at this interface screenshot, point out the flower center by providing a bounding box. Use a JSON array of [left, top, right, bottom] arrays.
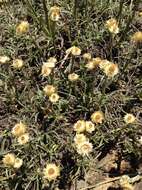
[[48, 168, 55, 175]]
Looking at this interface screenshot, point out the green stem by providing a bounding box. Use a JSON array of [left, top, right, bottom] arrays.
[[42, 0, 49, 29], [74, 0, 78, 20], [116, 0, 124, 20], [122, 45, 137, 72]]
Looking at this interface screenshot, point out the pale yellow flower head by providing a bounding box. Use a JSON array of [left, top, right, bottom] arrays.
[[13, 158, 23, 169], [139, 12, 142, 16], [92, 57, 102, 66], [105, 18, 119, 34], [131, 31, 142, 43], [43, 85, 56, 96], [41, 57, 56, 77], [45, 57, 57, 68], [12, 59, 24, 69], [18, 133, 29, 145], [85, 121, 95, 133], [83, 53, 92, 60], [85, 60, 96, 70], [76, 141, 93, 156], [68, 73, 79, 81], [0, 56, 10, 64], [119, 175, 132, 189], [124, 114, 136, 124], [41, 63, 52, 77], [74, 134, 88, 145], [73, 120, 86, 133], [2, 153, 15, 167], [104, 63, 119, 78], [16, 21, 29, 35], [99, 59, 111, 70], [66, 46, 81, 56], [12, 121, 27, 137], [43, 163, 60, 181], [91, 111, 104, 124], [49, 93, 59, 103], [49, 6, 60, 21]]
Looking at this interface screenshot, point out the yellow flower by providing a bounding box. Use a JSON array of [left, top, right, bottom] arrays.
[[12, 121, 27, 137], [41, 63, 52, 77], [99, 59, 110, 70], [104, 63, 119, 78], [85, 121, 95, 133], [122, 184, 133, 190], [85, 57, 102, 70], [0, 56, 10, 64], [91, 111, 104, 124], [92, 57, 102, 66], [41, 57, 56, 77], [73, 120, 86, 133], [68, 73, 79, 81], [119, 175, 132, 190], [43, 85, 56, 96], [43, 163, 60, 181], [16, 21, 29, 35], [139, 12, 142, 16], [83, 53, 92, 60], [49, 93, 59, 103], [76, 141, 93, 156], [18, 133, 29, 145], [124, 114, 136, 124], [46, 57, 57, 68], [66, 46, 81, 56], [131, 31, 142, 43], [85, 60, 95, 70], [105, 18, 119, 34], [2, 153, 15, 167], [13, 158, 23, 169], [74, 134, 88, 145], [12, 59, 24, 69], [49, 6, 60, 21]]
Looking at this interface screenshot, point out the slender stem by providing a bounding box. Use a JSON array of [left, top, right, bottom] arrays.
[[74, 0, 78, 20], [85, 0, 88, 17], [116, 0, 124, 20], [42, 0, 49, 29], [122, 45, 137, 72]]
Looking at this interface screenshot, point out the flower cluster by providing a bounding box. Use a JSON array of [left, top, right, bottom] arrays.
[[43, 84, 59, 103], [84, 56, 102, 70], [73, 119, 96, 156], [0, 56, 24, 69], [12, 121, 29, 145], [41, 57, 57, 77], [2, 153, 23, 169], [73, 111, 105, 156]]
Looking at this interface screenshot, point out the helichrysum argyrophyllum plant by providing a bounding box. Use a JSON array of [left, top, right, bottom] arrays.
[[0, 0, 142, 189]]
